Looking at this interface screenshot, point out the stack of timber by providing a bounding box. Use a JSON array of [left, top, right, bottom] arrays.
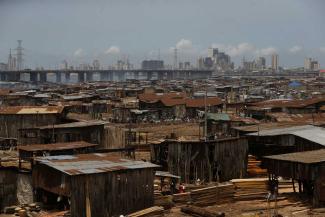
[[247, 155, 267, 177], [231, 178, 269, 200], [190, 183, 235, 206], [172, 192, 191, 204], [127, 206, 164, 217], [181, 206, 225, 217]]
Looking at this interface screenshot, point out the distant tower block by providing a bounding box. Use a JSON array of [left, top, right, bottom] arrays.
[[174, 48, 178, 69], [16, 40, 24, 70]]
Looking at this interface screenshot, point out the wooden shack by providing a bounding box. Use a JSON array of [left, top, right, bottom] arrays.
[[33, 153, 159, 217], [151, 137, 248, 183], [0, 106, 66, 142], [245, 125, 325, 157], [263, 149, 325, 207], [19, 120, 106, 148]]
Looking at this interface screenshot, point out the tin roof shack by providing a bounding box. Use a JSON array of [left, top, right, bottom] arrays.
[[151, 137, 248, 183], [206, 113, 259, 139], [263, 149, 325, 207], [185, 97, 223, 119], [18, 141, 98, 170], [0, 106, 66, 143], [30, 121, 106, 148], [138, 92, 187, 120], [246, 97, 325, 120], [33, 153, 159, 217], [246, 125, 325, 158]]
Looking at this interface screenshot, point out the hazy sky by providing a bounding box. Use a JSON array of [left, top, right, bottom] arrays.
[[1, 0, 325, 69]]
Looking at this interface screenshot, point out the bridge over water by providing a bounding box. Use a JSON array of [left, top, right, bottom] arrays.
[[0, 69, 213, 83]]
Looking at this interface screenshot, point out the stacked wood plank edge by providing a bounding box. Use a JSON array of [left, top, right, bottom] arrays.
[[127, 206, 165, 217], [231, 178, 269, 200]]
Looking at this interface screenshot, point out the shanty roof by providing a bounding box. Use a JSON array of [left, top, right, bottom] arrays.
[[264, 149, 325, 164], [155, 171, 181, 179], [185, 97, 223, 108], [0, 106, 64, 114], [207, 113, 231, 121], [232, 122, 306, 132], [36, 153, 159, 175], [39, 120, 107, 129], [18, 141, 97, 152], [249, 97, 325, 109], [266, 112, 325, 125], [248, 125, 325, 146]]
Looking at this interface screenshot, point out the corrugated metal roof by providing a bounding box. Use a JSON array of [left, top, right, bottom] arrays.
[[264, 149, 325, 164], [36, 153, 159, 175], [39, 120, 107, 129], [18, 141, 97, 152], [248, 125, 325, 146], [207, 113, 230, 121], [0, 106, 64, 114]]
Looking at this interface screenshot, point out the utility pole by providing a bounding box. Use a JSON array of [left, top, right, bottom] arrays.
[[204, 85, 207, 141]]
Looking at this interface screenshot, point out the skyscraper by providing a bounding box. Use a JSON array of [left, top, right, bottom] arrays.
[[271, 54, 279, 71]]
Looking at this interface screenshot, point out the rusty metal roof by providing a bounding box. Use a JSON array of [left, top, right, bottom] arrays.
[[248, 125, 325, 146], [18, 141, 97, 152], [264, 149, 325, 164], [39, 120, 107, 129], [36, 153, 159, 175], [0, 106, 64, 114]]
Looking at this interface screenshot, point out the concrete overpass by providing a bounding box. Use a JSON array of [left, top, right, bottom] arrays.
[[0, 69, 213, 83]]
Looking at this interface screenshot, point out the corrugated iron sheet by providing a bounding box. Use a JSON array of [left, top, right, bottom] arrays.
[[264, 149, 325, 164], [36, 153, 159, 175], [18, 141, 97, 152]]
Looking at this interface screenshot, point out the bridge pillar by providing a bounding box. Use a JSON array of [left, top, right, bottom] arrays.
[[147, 71, 153, 80], [40, 73, 47, 83], [134, 71, 139, 80], [108, 71, 114, 81], [65, 72, 70, 82], [56, 72, 62, 83], [86, 72, 93, 82], [30, 72, 38, 82], [100, 72, 108, 81], [167, 71, 173, 80], [157, 72, 164, 80], [0, 73, 6, 81], [78, 72, 85, 83]]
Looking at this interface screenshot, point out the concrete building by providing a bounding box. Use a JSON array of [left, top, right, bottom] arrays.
[[271, 54, 279, 71], [141, 60, 164, 70], [92, 59, 100, 70], [256, 57, 266, 69], [304, 58, 320, 71]]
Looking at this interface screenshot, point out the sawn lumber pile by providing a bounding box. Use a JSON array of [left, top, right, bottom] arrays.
[[189, 183, 235, 206], [127, 206, 164, 217], [231, 178, 269, 200]]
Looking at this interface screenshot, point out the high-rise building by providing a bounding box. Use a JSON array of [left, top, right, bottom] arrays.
[[304, 58, 319, 71], [271, 54, 279, 71], [93, 59, 100, 70], [141, 60, 164, 70], [208, 48, 218, 58], [7, 49, 16, 70], [256, 57, 266, 69]]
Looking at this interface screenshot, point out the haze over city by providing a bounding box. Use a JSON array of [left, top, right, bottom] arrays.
[[1, 0, 325, 68], [0, 1, 325, 217]]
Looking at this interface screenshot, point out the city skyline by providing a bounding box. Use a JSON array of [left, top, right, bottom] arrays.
[[1, 0, 325, 68]]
